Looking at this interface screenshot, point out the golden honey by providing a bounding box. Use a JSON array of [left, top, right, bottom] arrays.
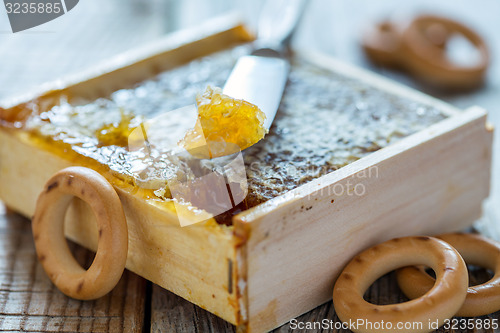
[[180, 86, 267, 159]]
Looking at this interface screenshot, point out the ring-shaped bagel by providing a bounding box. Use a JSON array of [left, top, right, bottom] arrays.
[[401, 15, 489, 88], [397, 233, 500, 317], [32, 167, 128, 300], [333, 236, 468, 333]]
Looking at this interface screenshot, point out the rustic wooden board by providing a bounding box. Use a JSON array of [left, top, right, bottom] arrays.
[[149, 264, 500, 333], [267, 271, 500, 333], [2, 202, 500, 332], [150, 285, 234, 333], [0, 204, 146, 333]]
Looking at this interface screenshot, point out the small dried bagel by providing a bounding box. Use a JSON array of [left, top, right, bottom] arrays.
[[333, 236, 468, 333], [397, 233, 500, 317], [33, 167, 128, 300]]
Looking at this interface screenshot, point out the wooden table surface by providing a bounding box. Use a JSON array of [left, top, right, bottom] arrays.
[[2, 204, 499, 333], [1, 0, 499, 332]]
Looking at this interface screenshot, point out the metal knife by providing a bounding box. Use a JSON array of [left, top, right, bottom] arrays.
[[223, 0, 307, 131], [134, 0, 307, 157]]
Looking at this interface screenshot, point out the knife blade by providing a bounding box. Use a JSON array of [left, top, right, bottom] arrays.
[[222, 54, 289, 130], [222, 0, 306, 131]]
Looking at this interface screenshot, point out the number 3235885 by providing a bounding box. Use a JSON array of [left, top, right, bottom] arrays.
[[443, 318, 498, 330], [5, 2, 62, 14]]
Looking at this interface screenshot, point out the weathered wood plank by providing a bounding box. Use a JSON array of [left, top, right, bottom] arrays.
[[150, 284, 235, 333], [3, 207, 500, 333], [150, 268, 500, 333], [269, 273, 500, 333], [0, 204, 146, 333]]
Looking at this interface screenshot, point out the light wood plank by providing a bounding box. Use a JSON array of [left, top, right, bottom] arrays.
[[235, 107, 493, 332], [149, 268, 500, 333], [0, 18, 251, 325], [270, 271, 499, 333]]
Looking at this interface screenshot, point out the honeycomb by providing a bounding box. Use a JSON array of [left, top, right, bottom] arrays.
[[95, 110, 136, 147], [180, 86, 267, 159], [21, 45, 447, 222]]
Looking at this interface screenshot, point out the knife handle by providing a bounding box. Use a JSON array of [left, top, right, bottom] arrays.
[[254, 0, 308, 53]]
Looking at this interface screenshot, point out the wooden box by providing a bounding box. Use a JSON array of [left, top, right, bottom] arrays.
[[0, 16, 493, 332]]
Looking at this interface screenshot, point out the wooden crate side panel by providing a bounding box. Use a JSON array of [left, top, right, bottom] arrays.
[[0, 130, 241, 324], [0, 19, 253, 325], [60, 20, 253, 102], [236, 108, 493, 332]]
